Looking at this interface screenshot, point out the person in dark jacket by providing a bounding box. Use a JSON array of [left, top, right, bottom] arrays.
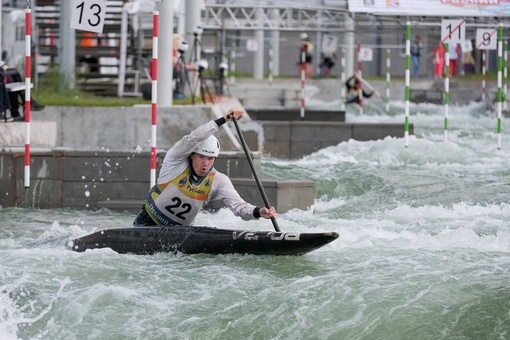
[[3, 67, 45, 121], [0, 62, 12, 122]]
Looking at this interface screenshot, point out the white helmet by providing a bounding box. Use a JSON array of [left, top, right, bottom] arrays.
[[300, 32, 308, 40], [195, 136, 220, 157]]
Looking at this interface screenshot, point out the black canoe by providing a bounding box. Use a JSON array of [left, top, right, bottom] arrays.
[[69, 226, 339, 256]]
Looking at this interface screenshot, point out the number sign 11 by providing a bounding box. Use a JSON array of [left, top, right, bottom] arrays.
[[70, 0, 107, 33], [441, 19, 465, 44]]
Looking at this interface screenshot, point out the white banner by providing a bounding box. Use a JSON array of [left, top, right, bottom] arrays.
[[348, 0, 510, 17]]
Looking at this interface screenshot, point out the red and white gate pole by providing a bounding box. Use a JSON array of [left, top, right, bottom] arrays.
[[482, 50, 487, 102], [300, 45, 306, 119], [24, 7, 32, 188], [150, 11, 159, 187]]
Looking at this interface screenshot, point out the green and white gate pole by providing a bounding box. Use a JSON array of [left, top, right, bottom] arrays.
[[504, 40, 508, 110], [404, 21, 411, 147], [386, 48, 391, 113], [357, 42, 363, 116], [340, 48, 346, 111], [497, 23, 503, 149], [444, 43, 450, 142]]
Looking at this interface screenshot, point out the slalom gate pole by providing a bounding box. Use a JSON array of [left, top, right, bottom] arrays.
[[482, 50, 487, 102], [340, 48, 346, 111], [24, 6, 31, 188], [150, 11, 159, 188], [404, 21, 411, 147], [300, 45, 306, 119], [444, 43, 450, 142], [386, 49, 391, 113], [357, 42, 363, 115], [504, 41, 508, 110], [497, 23, 503, 150]]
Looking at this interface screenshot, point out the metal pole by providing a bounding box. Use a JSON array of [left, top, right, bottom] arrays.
[[59, 0, 75, 90], [158, 0, 174, 106]]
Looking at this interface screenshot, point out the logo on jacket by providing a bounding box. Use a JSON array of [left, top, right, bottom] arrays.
[[178, 177, 187, 187]]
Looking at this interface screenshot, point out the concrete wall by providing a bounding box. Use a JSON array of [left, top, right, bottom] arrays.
[[260, 121, 411, 159], [0, 148, 260, 210], [0, 148, 317, 213], [0, 121, 57, 147], [29, 105, 231, 151]]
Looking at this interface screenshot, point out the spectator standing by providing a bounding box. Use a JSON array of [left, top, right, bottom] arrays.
[[411, 34, 423, 78], [449, 43, 461, 77], [433, 41, 445, 79], [462, 50, 475, 75], [0, 62, 11, 122]]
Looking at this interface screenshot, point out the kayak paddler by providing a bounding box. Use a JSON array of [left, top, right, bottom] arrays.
[[133, 108, 277, 226]]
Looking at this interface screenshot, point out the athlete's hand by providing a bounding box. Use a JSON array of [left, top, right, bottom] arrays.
[[259, 206, 277, 219], [225, 108, 245, 121]]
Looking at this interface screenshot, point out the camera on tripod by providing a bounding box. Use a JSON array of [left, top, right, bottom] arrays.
[[193, 26, 203, 37], [218, 62, 229, 72], [196, 59, 209, 73], [178, 40, 189, 54]]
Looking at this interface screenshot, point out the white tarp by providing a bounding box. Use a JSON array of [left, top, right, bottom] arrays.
[[348, 0, 510, 17]]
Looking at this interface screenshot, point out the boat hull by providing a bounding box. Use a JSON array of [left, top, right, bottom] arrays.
[[70, 226, 339, 255]]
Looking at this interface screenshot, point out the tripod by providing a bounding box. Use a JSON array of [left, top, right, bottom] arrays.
[[216, 62, 231, 97], [188, 31, 207, 104], [187, 29, 203, 66], [196, 61, 214, 104]]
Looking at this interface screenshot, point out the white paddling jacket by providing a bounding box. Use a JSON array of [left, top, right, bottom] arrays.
[[144, 120, 260, 226]]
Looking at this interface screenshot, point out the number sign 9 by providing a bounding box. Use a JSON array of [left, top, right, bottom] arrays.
[[70, 0, 107, 33], [476, 28, 497, 50]]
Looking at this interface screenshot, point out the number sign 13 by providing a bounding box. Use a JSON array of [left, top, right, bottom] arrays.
[[70, 0, 107, 33]]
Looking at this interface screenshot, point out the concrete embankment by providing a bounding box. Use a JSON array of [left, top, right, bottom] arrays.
[[0, 148, 314, 213]]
